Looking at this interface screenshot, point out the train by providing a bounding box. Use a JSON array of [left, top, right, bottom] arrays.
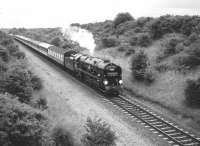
[[13, 35, 123, 95]]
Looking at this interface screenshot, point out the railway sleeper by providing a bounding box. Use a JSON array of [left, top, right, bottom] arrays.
[[168, 132, 182, 136], [184, 142, 200, 146], [179, 138, 192, 143], [163, 129, 176, 133], [160, 126, 171, 130]]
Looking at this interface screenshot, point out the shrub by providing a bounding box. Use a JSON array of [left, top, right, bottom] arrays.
[[143, 69, 155, 85], [101, 36, 119, 48], [0, 46, 9, 62], [0, 94, 49, 146], [113, 12, 134, 28], [129, 33, 152, 47], [131, 50, 148, 74], [155, 64, 170, 73], [185, 78, 200, 107], [81, 117, 117, 146], [175, 54, 200, 70], [188, 32, 199, 43], [36, 97, 48, 110], [137, 33, 152, 47], [50, 37, 62, 47], [12, 51, 25, 59], [175, 40, 200, 70], [0, 38, 14, 46], [51, 125, 74, 146], [4, 66, 33, 103], [0, 59, 7, 72], [7, 44, 19, 55], [129, 35, 138, 46], [125, 49, 135, 56], [131, 51, 155, 84], [31, 75, 42, 90], [158, 34, 185, 61]]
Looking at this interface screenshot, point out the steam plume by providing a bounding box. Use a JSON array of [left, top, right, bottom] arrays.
[[61, 26, 95, 55]]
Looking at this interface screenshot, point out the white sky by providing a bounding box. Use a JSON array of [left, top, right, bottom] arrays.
[[0, 0, 200, 28]]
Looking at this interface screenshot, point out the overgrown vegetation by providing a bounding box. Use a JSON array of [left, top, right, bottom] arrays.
[[51, 125, 74, 146], [0, 31, 52, 146], [185, 78, 200, 107], [131, 51, 155, 84], [0, 94, 51, 146], [82, 117, 117, 146]]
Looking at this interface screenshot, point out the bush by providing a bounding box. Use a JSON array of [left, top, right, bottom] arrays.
[[113, 12, 134, 28], [0, 59, 7, 72], [81, 117, 117, 146], [158, 34, 185, 61], [155, 64, 170, 73], [175, 40, 200, 70], [31, 75, 42, 90], [36, 97, 48, 110], [50, 37, 62, 47], [0, 94, 49, 146], [129, 33, 152, 47], [51, 125, 74, 146], [185, 78, 200, 107], [143, 69, 155, 84], [12, 51, 25, 59], [131, 50, 148, 74], [131, 51, 155, 84], [188, 32, 199, 43], [101, 36, 119, 48], [129, 35, 138, 46], [4, 66, 33, 103], [175, 54, 200, 70], [137, 33, 152, 47], [125, 49, 135, 56], [6, 44, 19, 55], [0, 46, 9, 62]]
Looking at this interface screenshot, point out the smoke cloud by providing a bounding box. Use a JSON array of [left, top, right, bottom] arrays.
[[61, 26, 95, 55]]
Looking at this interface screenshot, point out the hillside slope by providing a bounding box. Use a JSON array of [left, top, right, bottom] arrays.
[[79, 13, 200, 132]]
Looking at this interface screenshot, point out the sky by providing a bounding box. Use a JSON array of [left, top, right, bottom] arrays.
[[0, 0, 200, 28]]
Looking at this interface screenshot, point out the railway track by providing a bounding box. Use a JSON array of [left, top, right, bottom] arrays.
[[103, 95, 200, 146]]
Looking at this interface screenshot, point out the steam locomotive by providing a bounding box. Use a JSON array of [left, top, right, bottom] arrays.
[[14, 35, 123, 95]]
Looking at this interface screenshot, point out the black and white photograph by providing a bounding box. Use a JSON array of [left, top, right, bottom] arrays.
[[0, 0, 200, 145]]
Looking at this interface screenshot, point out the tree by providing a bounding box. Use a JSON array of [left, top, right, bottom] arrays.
[[113, 12, 134, 28]]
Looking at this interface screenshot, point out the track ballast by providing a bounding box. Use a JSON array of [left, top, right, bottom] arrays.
[[104, 95, 200, 146]]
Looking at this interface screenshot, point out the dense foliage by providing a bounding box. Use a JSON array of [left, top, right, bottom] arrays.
[[51, 125, 74, 146], [0, 94, 50, 146], [185, 78, 200, 107], [82, 117, 117, 146], [0, 31, 52, 146], [131, 51, 155, 84]]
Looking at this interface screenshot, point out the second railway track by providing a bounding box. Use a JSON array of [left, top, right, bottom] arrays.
[[103, 95, 200, 146]]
